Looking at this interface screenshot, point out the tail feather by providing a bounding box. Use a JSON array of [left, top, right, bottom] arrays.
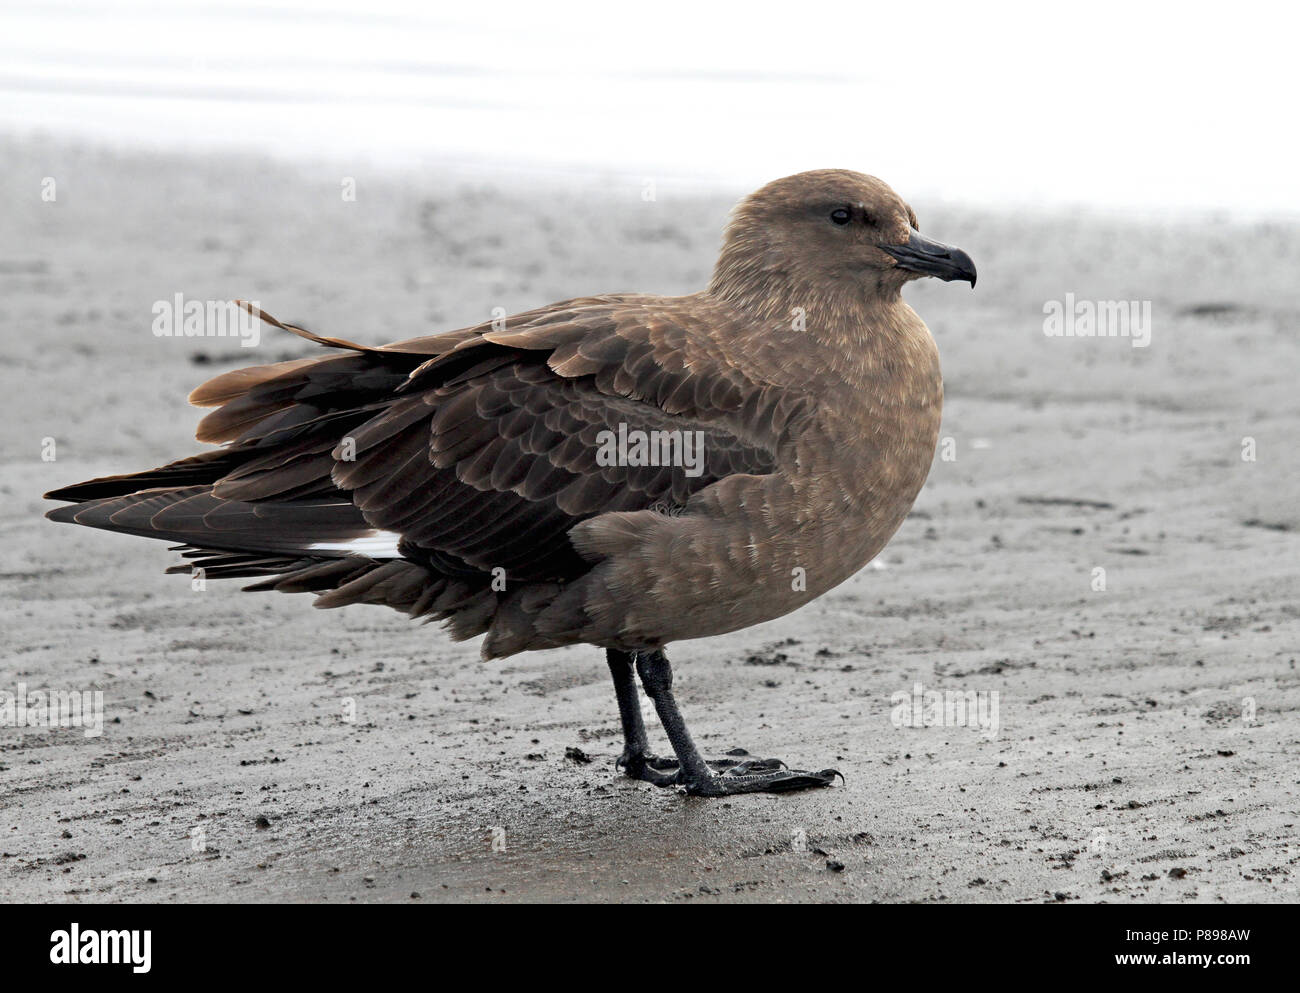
[[43, 302, 515, 632], [43, 450, 241, 503], [45, 486, 386, 559]]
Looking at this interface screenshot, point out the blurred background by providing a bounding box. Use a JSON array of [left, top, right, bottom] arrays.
[[0, 0, 1293, 215]]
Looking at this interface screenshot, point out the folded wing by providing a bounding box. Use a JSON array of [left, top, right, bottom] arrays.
[[45, 297, 789, 643]]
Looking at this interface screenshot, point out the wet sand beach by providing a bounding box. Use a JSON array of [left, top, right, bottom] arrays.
[[1, 137, 1297, 903]]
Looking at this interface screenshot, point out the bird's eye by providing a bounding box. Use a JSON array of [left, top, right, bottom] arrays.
[[829, 208, 852, 225]]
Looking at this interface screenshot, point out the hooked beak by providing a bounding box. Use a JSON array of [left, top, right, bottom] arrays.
[[882, 229, 977, 287]]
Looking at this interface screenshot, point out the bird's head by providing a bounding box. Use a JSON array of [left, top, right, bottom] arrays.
[[711, 169, 976, 311]]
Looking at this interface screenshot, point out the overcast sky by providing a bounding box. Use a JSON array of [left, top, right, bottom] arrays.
[[0, 0, 1290, 215]]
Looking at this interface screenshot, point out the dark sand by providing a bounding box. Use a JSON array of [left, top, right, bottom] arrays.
[[1, 137, 1297, 903]]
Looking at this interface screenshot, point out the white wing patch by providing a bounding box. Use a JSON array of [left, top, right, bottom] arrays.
[[308, 530, 404, 558]]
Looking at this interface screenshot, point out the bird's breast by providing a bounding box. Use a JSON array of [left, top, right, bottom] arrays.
[[785, 323, 943, 588]]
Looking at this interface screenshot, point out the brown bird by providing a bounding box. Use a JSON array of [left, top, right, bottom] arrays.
[[45, 170, 975, 796]]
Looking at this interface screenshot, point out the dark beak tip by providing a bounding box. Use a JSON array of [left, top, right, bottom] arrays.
[[949, 247, 977, 288], [884, 230, 977, 289]]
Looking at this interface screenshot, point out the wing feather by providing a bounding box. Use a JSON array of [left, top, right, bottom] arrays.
[[47, 296, 799, 613]]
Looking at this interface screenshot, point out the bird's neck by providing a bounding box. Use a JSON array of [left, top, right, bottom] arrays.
[[706, 272, 929, 371], [708, 255, 910, 347]]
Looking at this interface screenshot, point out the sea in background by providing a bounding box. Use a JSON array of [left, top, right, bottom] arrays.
[[0, 0, 1293, 218]]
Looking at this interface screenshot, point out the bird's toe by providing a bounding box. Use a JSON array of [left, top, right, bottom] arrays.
[[684, 766, 842, 797]]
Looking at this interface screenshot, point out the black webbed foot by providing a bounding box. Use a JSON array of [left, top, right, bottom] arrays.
[[615, 750, 680, 786], [605, 648, 842, 798], [617, 746, 782, 779], [682, 765, 843, 796], [617, 746, 835, 794]]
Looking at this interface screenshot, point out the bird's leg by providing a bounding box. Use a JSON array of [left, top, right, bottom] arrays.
[[634, 649, 841, 796], [607, 648, 780, 785], [606, 648, 677, 784]]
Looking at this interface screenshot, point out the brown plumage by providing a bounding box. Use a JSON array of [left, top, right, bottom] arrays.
[[46, 170, 975, 796]]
